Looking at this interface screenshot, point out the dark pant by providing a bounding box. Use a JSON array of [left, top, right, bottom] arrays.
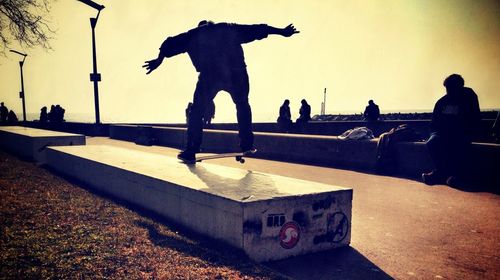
[[426, 133, 471, 178], [186, 68, 254, 152]]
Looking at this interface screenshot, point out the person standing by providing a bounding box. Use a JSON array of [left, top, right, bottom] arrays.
[[39, 106, 48, 123], [143, 20, 299, 161], [364, 100, 380, 121], [277, 99, 292, 132], [204, 100, 216, 126], [0, 102, 8, 122], [48, 105, 56, 123], [422, 74, 480, 186]]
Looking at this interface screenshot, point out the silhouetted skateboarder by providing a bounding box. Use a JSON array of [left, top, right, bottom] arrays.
[[143, 20, 299, 161]]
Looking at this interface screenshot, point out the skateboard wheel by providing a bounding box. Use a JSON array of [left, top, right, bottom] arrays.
[[239, 158, 245, 164]]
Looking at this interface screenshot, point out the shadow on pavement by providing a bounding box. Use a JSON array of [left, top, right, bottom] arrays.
[[266, 246, 393, 280]]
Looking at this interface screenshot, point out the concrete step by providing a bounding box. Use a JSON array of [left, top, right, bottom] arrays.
[[0, 126, 85, 163], [45, 144, 353, 261]]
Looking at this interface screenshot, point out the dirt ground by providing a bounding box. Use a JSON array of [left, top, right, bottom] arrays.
[[0, 150, 286, 279]]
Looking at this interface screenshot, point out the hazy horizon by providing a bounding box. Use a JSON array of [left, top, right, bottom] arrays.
[[1, 0, 499, 124], [21, 108, 499, 124]]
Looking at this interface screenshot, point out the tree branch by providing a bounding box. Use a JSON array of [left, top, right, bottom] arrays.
[[0, 0, 55, 56]]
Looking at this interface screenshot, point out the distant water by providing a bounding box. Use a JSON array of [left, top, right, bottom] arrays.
[[24, 108, 499, 123], [26, 113, 95, 123]]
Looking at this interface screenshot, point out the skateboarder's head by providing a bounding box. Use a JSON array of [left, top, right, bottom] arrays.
[[198, 20, 215, 27], [443, 74, 464, 95]]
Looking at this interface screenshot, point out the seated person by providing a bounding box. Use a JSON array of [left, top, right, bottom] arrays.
[[422, 74, 480, 186], [296, 99, 311, 124]]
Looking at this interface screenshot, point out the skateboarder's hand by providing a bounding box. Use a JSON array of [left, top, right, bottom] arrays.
[[282, 24, 299, 37], [142, 57, 162, 74]]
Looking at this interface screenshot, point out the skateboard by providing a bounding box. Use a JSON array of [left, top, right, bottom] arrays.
[[181, 149, 257, 164]]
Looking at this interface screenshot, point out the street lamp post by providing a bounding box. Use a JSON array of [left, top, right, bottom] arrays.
[[77, 0, 105, 124], [9, 50, 28, 122]]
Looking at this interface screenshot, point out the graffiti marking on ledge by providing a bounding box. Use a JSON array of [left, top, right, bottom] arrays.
[[313, 211, 349, 244]]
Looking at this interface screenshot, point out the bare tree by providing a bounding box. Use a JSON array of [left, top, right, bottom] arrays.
[[0, 0, 55, 55]]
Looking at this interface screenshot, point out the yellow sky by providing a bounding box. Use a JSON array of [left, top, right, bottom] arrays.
[[0, 0, 499, 123]]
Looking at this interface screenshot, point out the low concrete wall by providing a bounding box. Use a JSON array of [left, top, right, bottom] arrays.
[[23, 122, 109, 136], [46, 145, 353, 261], [136, 119, 497, 142], [0, 126, 86, 163], [110, 125, 379, 171], [109, 125, 500, 186]]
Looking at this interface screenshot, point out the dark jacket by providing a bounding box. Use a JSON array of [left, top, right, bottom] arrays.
[[299, 104, 311, 121], [159, 23, 271, 73], [279, 104, 291, 121], [431, 87, 480, 141], [364, 104, 380, 121]]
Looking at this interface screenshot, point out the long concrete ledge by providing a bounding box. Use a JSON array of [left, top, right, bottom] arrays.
[[109, 125, 500, 184], [0, 126, 85, 163], [45, 145, 353, 261]]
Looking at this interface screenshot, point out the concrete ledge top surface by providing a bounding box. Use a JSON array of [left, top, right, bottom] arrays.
[[112, 124, 357, 140], [0, 126, 83, 137], [48, 145, 351, 202]]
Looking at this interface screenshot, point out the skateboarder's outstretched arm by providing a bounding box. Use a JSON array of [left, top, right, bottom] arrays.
[[269, 24, 299, 37], [143, 32, 190, 74], [235, 23, 299, 44], [143, 54, 164, 75], [143, 23, 299, 74]]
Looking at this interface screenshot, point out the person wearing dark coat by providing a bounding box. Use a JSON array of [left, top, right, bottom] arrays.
[[277, 99, 292, 132], [0, 102, 8, 122], [422, 74, 480, 186], [296, 99, 311, 124], [40, 106, 48, 123], [7, 110, 18, 123], [364, 100, 380, 121]]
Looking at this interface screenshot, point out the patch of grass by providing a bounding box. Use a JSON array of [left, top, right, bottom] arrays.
[[0, 151, 286, 279]]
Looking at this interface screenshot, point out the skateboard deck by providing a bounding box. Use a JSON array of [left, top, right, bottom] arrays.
[[182, 149, 257, 164]]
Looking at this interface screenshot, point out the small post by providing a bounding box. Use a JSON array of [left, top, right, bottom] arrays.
[[323, 88, 327, 115]]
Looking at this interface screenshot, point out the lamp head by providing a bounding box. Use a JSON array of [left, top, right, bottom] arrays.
[[9, 50, 27, 57], [77, 0, 105, 11]]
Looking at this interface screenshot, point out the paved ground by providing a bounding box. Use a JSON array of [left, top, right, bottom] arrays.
[[84, 137, 500, 280]]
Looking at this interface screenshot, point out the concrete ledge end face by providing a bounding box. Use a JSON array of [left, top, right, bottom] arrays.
[[242, 189, 353, 262], [0, 126, 85, 163]]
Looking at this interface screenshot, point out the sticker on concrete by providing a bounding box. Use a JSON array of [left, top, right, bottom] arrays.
[[267, 214, 285, 227], [279, 221, 301, 249]]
